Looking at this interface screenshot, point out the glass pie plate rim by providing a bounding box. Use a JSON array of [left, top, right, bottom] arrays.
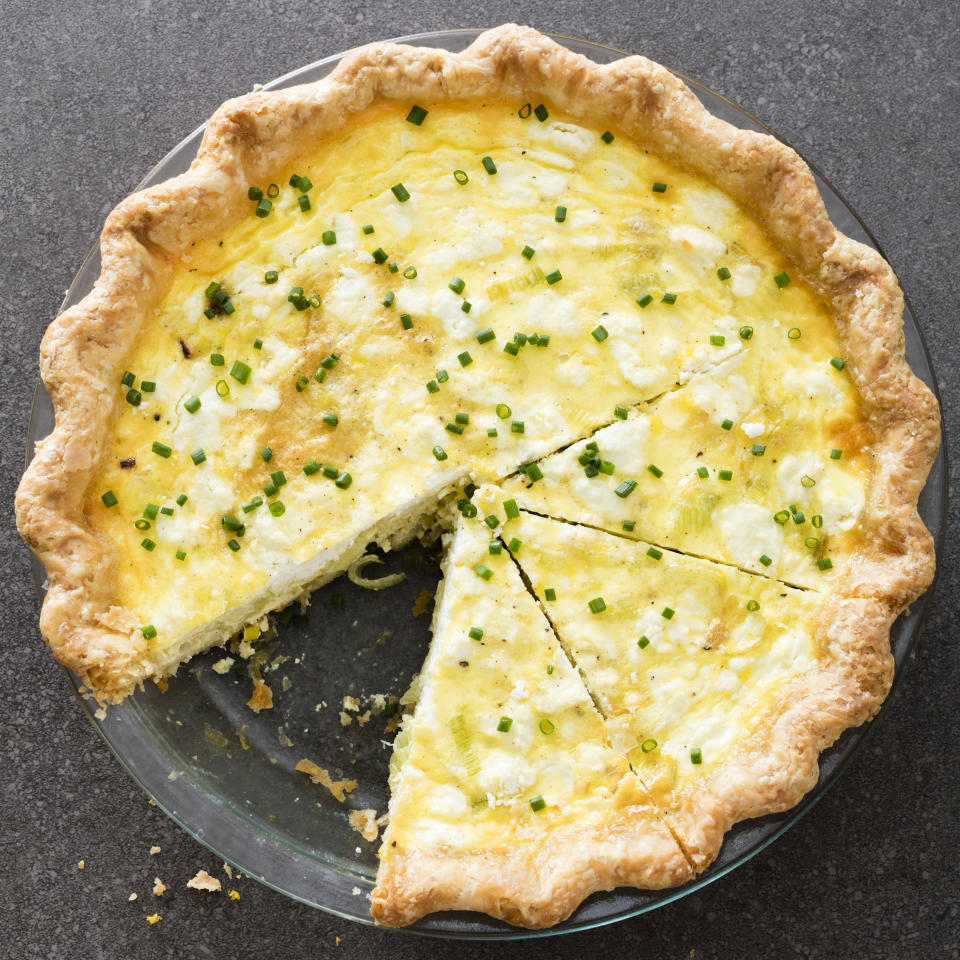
[[24, 28, 948, 940]]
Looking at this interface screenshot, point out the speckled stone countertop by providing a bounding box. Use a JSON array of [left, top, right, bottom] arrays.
[[3, 1, 957, 957]]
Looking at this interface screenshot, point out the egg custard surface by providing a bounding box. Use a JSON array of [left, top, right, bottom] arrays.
[[16, 26, 938, 930]]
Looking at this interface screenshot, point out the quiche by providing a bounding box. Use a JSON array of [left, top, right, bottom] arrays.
[[15, 25, 938, 929]]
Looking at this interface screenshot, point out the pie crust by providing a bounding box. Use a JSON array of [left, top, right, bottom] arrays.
[[15, 24, 940, 928]]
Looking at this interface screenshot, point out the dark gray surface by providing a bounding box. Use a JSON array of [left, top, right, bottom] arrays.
[[2, 1, 957, 957]]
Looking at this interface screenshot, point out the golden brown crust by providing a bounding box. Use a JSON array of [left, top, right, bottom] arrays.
[[14, 23, 939, 925], [370, 807, 691, 928]]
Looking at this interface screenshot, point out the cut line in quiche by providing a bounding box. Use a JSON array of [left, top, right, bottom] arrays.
[[481, 498, 896, 870], [372, 503, 690, 928], [15, 24, 939, 929]]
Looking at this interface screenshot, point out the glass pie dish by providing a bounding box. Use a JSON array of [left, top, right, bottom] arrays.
[[24, 29, 947, 939]]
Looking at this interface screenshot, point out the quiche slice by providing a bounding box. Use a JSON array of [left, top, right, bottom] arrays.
[[501, 347, 872, 591], [486, 501, 895, 869], [371, 501, 690, 927]]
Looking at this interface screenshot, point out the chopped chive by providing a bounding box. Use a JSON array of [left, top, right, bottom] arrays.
[[362, 224, 375, 235], [210, 353, 225, 366], [801, 475, 817, 488], [818, 557, 834, 570], [636, 293, 653, 308], [260, 447, 273, 463], [449, 276, 466, 295], [406, 105, 428, 125], [453, 169, 469, 185], [454, 412, 469, 425], [433, 445, 447, 461], [544, 588, 557, 601], [717, 266, 731, 280], [646, 547, 663, 561], [426, 379, 439, 393], [253, 338, 263, 350], [176, 493, 188, 506], [830, 448, 843, 459], [488, 540, 502, 555], [746, 599, 760, 612], [484, 514, 499, 529], [662, 607, 675, 620], [721, 419, 733, 430], [805, 537, 819, 549], [739, 325, 754, 340], [467, 626, 484, 641], [497, 716, 513, 732], [266, 183, 279, 198], [690, 748, 703, 764], [227, 538, 241, 551], [616, 479, 638, 498], [125, 388, 142, 406], [461, 301, 472, 314], [175, 550, 186, 561], [403, 265, 417, 280], [437, 369, 449, 383], [321, 230, 336, 246], [793, 511, 807, 525], [271, 470, 287, 487], [230, 360, 251, 384], [101, 490, 118, 508], [248, 186, 263, 201], [382, 292, 395, 308], [221, 515, 241, 531], [295, 375, 309, 392], [134, 519, 151, 531], [481, 156, 497, 175], [591, 324, 609, 343], [830, 356, 845, 371], [298, 195, 311, 212], [752, 444, 766, 456], [143, 503, 159, 520], [661, 292, 678, 304], [475, 327, 495, 344], [614, 406, 629, 420], [507, 537, 522, 553], [526, 464, 544, 482], [495, 403, 512, 420], [255, 198, 272, 218], [812, 514, 824, 528], [554, 205, 567, 222], [774, 271, 791, 288], [638, 636, 650, 651], [529, 795, 546, 812], [401, 314, 414, 330], [371, 247, 388, 264], [269, 501, 286, 517], [121, 371, 135, 387], [622, 520, 636, 532], [504, 499, 520, 519], [511, 420, 525, 434], [533, 103, 549, 121], [521, 244, 535, 260], [140, 380, 156, 393], [474, 563, 493, 581], [190, 448, 206, 465], [759, 554, 773, 567], [446, 422, 465, 435], [545, 269, 562, 285], [320, 465, 337, 480], [697, 466, 709, 478], [538, 717, 555, 735], [599, 460, 615, 475], [601, 130, 615, 143], [652, 182, 667, 193], [263, 482, 278, 496], [141, 538, 156, 552], [718, 469, 733, 481], [647, 464, 663, 478], [320, 354, 339, 370], [458, 351, 472, 367], [788, 327, 802, 340], [774, 509, 790, 525], [303, 461, 320, 476], [710, 334, 726, 346], [503, 341, 519, 356], [487, 427, 498, 437], [390, 183, 410, 202], [151, 441, 172, 459], [242, 496, 263, 513], [588, 597, 607, 614], [142, 624, 157, 640]]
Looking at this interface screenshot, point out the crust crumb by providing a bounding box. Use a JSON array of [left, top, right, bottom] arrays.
[[77, 860, 85, 870], [295, 759, 357, 802], [155, 678, 168, 693], [149, 846, 161, 855], [412, 588, 433, 617], [223, 862, 233, 879], [339, 711, 352, 726], [356, 710, 372, 726], [228, 889, 241, 900], [128, 893, 138, 901], [238, 640, 256, 659], [153, 877, 165, 897], [348, 808, 380, 842], [146, 913, 162, 925], [342, 695, 360, 712], [247, 676, 274, 713], [212, 657, 234, 674], [187, 869, 222, 892]]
